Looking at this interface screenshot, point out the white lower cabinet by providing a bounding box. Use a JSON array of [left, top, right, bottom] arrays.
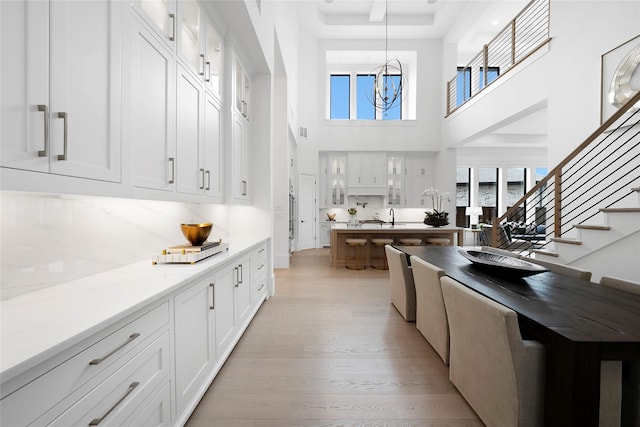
[[0, 239, 271, 427], [174, 274, 214, 415]]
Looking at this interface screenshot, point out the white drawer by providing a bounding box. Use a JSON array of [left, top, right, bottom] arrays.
[[46, 330, 171, 426], [124, 381, 172, 427], [253, 244, 267, 277], [1, 302, 170, 427]]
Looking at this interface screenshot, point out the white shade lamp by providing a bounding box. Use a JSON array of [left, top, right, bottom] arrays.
[[466, 206, 483, 228]]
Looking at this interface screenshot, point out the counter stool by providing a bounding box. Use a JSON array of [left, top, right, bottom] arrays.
[[398, 238, 422, 246], [425, 237, 451, 246], [370, 238, 394, 270], [345, 238, 367, 270]]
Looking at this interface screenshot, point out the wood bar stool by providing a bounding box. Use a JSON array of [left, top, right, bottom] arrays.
[[370, 238, 394, 270], [398, 238, 422, 246], [345, 238, 367, 270], [425, 237, 451, 246]]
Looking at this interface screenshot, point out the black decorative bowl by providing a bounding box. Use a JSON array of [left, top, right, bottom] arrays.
[[458, 248, 548, 277]]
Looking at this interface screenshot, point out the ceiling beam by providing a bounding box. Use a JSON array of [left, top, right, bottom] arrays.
[[369, 0, 386, 23]]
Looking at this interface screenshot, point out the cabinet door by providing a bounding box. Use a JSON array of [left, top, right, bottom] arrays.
[[176, 64, 203, 195], [214, 263, 237, 358], [204, 15, 222, 97], [232, 117, 251, 201], [318, 155, 328, 208], [49, 0, 121, 182], [236, 257, 252, 325], [130, 0, 177, 49], [329, 156, 346, 207], [0, 0, 49, 172], [177, 0, 202, 76], [174, 275, 214, 414], [204, 94, 223, 198], [234, 58, 250, 121], [130, 19, 175, 191], [405, 156, 434, 207]]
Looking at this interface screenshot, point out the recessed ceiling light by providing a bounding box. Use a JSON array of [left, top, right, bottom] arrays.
[[491, 19, 500, 26]]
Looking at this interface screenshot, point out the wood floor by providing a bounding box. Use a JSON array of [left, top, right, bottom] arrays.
[[185, 248, 483, 426]]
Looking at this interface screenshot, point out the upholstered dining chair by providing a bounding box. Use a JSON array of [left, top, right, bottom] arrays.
[[410, 256, 449, 365], [600, 275, 640, 427], [385, 245, 416, 321], [526, 258, 592, 281], [441, 276, 545, 427]]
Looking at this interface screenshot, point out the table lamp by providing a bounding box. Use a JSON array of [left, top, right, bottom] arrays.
[[466, 206, 483, 228]]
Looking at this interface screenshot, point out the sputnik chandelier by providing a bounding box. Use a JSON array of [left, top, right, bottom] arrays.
[[367, 0, 405, 112]]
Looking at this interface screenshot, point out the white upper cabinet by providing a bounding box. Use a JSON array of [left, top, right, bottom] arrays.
[[176, 64, 204, 195], [130, 18, 176, 191], [348, 153, 386, 187], [130, 0, 177, 49], [387, 155, 404, 206], [1, 0, 122, 183], [231, 116, 252, 201], [404, 155, 434, 207], [204, 94, 223, 198], [177, 0, 202, 77], [204, 18, 222, 98], [234, 58, 251, 122]]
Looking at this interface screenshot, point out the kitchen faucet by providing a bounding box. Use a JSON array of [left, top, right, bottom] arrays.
[[389, 208, 395, 226]]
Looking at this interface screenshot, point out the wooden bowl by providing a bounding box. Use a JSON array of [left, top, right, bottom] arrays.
[[181, 223, 213, 246]]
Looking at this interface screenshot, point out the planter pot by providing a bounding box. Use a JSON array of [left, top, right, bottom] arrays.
[[424, 217, 450, 227]]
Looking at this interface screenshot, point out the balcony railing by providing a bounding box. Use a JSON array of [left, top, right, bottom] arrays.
[[446, 0, 551, 116]]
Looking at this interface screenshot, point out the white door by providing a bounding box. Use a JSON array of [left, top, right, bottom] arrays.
[[298, 173, 316, 250]]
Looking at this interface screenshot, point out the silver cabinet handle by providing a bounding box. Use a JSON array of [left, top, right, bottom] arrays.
[[239, 264, 243, 285], [169, 13, 175, 41], [258, 284, 264, 292], [234, 266, 239, 287], [89, 333, 140, 366], [89, 381, 139, 426], [210, 283, 214, 310], [205, 170, 211, 190], [258, 248, 265, 254], [242, 180, 247, 196], [199, 54, 205, 76], [168, 157, 175, 184], [200, 168, 205, 189], [205, 61, 211, 82], [57, 112, 68, 160], [37, 104, 49, 157]]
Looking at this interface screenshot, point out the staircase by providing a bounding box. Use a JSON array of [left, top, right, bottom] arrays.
[[492, 91, 640, 283], [532, 188, 640, 282]]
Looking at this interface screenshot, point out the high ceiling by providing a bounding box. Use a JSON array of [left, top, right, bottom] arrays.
[[295, 0, 529, 55]]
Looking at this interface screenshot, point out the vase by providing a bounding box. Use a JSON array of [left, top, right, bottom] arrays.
[[424, 217, 450, 227], [349, 215, 358, 226]]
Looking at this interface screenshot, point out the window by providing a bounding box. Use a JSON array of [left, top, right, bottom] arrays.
[[479, 66, 499, 89], [506, 167, 526, 222], [356, 74, 375, 120], [478, 167, 498, 222], [456, 167, 471, 227], [330, 75, 350, 120], [456, 67, 471, 107], [381, 74, 402, 120]]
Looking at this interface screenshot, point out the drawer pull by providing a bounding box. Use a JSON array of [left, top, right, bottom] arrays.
[[37, 104, 50, 157], [88, 381, 139, 426], [89, 333, 140, 366]]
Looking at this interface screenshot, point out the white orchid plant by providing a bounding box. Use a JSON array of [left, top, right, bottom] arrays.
[[421, 187, 451, 219]]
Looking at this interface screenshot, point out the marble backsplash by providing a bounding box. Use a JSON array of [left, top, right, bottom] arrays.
[[0, 191, 229, 300]]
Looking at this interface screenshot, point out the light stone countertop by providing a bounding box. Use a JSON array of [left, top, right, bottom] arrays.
[[0, 237, 267, 385]]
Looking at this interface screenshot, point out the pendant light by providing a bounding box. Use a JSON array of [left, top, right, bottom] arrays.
[[367, 0, 405, 112]]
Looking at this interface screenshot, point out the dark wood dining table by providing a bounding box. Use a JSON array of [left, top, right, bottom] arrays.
[[398, 245, 640, 427]]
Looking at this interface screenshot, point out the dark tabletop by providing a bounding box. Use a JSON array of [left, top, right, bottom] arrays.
[[399, 245, 640, 348]]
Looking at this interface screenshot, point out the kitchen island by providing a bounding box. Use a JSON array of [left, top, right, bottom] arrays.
[[330, 223, 463, 267]]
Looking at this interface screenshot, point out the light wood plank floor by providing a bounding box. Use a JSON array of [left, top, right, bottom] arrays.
[[186, 248, 482, 426]]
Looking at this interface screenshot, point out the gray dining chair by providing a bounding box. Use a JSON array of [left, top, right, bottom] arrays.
[[410, 255, 449, 365], [600, 275, 640, 427], [385, 245, 416, 321], [527, 257, 592, 281], [441, 276, 545, 427]]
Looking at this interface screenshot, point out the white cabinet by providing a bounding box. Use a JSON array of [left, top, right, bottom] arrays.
[[328, 155, 347, 207], [204, 94, 223, 198], [176, 64, 204, 195], [174, 274, 214, 415], [319, 222, 332, 247], [387, 155, 404, 206], [235, 255, 253, 327], [0, 302, 171, 426], [318, 155, 329, 208], [176, 0, 222, 98], [231, 116, 252, 201], [404, 155, 434, 207], [348, 153, 386, 187], [234, 58, 251, 122], [213, 263, 237, 358], [130, 0, 177, 50], [0, 0, 122, 183], [252, 244, 268, 304], [130, 18, 176, 191]]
